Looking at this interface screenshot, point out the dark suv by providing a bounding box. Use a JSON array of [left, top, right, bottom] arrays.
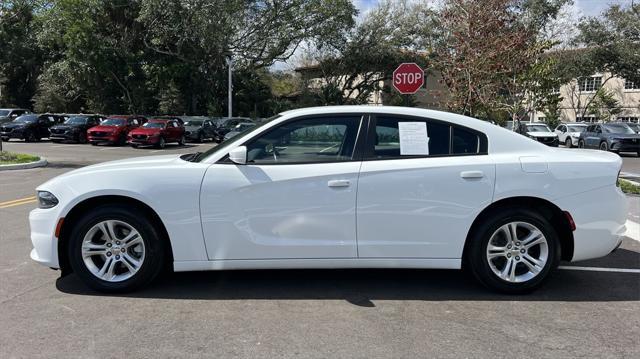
[[0, 108, 30, 125], [0, 114, 64, 142], [50, 115, 105, 143], [578, 123, 640, 156]]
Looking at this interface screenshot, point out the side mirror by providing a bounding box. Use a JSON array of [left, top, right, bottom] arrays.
[[229, 146, 247, 165]]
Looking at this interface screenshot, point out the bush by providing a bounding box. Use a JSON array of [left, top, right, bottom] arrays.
[[0, 151, 40, 164]]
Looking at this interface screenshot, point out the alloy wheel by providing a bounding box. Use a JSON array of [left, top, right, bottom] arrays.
[[81, 220, 145, 282], [486, 221, 548, 283]]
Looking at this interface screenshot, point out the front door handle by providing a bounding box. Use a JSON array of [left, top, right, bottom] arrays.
[[460, 171, 484, 179], [328, 179, 351, 188]]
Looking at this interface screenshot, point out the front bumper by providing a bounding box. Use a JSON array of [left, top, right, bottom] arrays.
[[0, 130, 24, 139], [128, 136, 160, 145], [50, 132, 78, 141], [88, 134, 118, 143], [611, 141, 640, 153], [29, 207, 62, 269]]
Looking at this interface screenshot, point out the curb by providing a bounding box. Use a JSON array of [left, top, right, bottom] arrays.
[[0, 157, 47, 171]]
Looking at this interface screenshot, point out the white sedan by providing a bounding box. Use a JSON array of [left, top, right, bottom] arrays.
[[29, 106, 627, 294]]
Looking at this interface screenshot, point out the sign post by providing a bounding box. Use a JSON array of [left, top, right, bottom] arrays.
[[392, 63, 424, 106]]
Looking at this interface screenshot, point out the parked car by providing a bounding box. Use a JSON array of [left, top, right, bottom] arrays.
[[30, 106, 627, 294], [578, 123, 640, 155], [554, 123, 588, 148], [0, 108, 30, 125], [128, 118, 185, 148], [50, 115, 105, 143], [215, 117, 253, 137], [0, 114, 63, 142], [87, 115, 146, 145], [223, 122, 256, 141], [516, 122, 559, 146], [182, 117, 218, 142]]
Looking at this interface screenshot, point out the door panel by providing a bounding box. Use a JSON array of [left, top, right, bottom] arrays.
[[357, 155, 495, 258], [200, 162, 360, 259]]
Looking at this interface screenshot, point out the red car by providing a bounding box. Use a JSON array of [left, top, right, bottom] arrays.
[[128, 118, 185, 148], [87, 115, 146, 145]]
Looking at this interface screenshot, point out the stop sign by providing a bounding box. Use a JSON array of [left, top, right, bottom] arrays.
[[392, 63, 424, 94]]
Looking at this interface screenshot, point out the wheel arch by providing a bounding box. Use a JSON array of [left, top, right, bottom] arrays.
[[463, 196, 574, 264], [57, 195, 174, 275]]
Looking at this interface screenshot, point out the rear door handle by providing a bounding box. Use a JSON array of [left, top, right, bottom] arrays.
[[460, 171, 484, 179], [328, 179, 351, 188]]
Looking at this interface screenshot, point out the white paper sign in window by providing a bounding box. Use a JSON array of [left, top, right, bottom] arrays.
[[398, 122, 429, 155]]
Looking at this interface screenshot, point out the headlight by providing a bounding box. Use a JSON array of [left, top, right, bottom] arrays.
[[37, 191, 59, 209]]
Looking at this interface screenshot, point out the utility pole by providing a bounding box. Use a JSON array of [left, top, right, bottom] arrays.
[[226, 56, 233, 118]]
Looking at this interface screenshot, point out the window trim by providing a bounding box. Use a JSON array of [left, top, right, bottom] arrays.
[[217, 113, 368, 165], [362, 114, 488, 161]]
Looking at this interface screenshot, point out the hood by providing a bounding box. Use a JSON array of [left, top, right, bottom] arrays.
[[52, 123, 84, 130], [50, 155, 183, 182], [526, 131, 556, 138], [606, 133, 640, 140], [130, 127, 162, 135], [1, 122, 29, 130], [88, 125, 119, 132], [184, 125, 202, 131]]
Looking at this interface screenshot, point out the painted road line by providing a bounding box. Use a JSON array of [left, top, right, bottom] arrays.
[[0, 196, 36, 206], [559, 266, 640, 274], [625, 219, 639, 242], [0, 197, 37, 209]]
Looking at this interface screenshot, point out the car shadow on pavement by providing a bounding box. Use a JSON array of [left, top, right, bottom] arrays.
[[56, 266, 640, 304]]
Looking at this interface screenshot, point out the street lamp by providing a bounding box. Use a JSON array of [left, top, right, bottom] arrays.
[[226, 56, 233, 119]]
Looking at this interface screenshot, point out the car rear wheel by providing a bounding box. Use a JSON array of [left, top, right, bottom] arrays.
[[24, 131, 36, 142], [67, 204, 165, 293], [565, 138, 572, 148], [78, 132, 87, 144], [599, 141, 609, 151], [178, 135, 185, 146], [578, 140, 585, 148], [466, 207, 560, 294]]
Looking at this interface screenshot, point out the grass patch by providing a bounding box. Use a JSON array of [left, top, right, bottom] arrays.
[[0, 151, 40, 165], [619, 179, 640, 195]]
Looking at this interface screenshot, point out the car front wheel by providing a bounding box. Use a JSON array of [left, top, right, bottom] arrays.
[[67, 204, 165, 292], [600, 141, 609, 151], [565, 138, 572, 148], [466, 207, 560, 294]]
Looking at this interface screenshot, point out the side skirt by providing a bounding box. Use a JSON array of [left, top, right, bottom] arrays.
[[173, 258, 461, 272]]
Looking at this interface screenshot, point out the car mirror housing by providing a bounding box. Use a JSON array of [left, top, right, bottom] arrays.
[[229, 146, 247, 165]]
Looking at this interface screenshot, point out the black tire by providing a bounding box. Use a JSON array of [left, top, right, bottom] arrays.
[[78, 132, 87, 144], [67, 204, 166, 293], [465, 207, 560, 294], [197, 132, 203, 143], [599, 141, 609, 151], [157, 137, 166, 149], [565, 138, 572, 148], [51, 139, 62, 144], [178, 135, 186, 146], [578, 140, 585, 148], [131, 144, 138, 148], [24, 131, 36, 142], [637, 151, 640, 157], [1, 137, 8, 142], [91, 142, 98, 146], [118, 134, 126, 146]]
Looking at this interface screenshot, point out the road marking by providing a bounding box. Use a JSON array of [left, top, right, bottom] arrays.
[[559, 266, 640, 274], [625, 220, 639, 242], [0, 196, 37, 209]]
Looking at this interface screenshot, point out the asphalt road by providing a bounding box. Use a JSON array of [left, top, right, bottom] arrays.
[[1, 139, 639, 358]]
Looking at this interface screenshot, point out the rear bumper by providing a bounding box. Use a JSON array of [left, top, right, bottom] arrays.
[[554, 185, 628, 262]]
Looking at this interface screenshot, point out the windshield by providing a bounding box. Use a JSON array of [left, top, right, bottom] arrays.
[[101, 118, 126, 126], [0, 110, 9, 116], [184, 120, 203, 126], [14, 115, 37, 123], [526, 124, 551, 132], [142, 122, 165, 128], [192, 115, 281, 162], [625, 123, 639, 131], [567, 125, 586, 133], [604, 124, 634, 134], [65, 116, 88, 125], [236, 123, 255, 131]]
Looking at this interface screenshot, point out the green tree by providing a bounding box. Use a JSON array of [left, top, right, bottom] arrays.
[[588, 89, 623, 122]]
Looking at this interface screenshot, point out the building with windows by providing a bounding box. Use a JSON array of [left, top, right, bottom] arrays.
[[533, 73, 639, 123]]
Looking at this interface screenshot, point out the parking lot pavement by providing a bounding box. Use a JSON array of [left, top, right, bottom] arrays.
[[1, 141, 639, 358]]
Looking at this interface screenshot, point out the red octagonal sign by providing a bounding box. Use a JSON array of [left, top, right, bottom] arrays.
[[393, 63, 424, 94]]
